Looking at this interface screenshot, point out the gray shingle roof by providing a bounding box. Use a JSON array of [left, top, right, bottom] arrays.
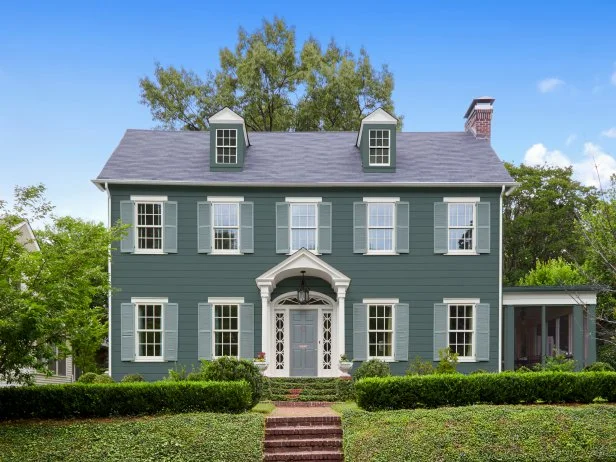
[[95, 130, 514, 186]]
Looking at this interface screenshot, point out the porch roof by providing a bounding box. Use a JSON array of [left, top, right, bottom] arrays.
[[502, 285, 598, 306]]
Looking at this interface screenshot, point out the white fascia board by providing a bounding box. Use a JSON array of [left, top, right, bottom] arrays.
[[363, 298, 400, 304], [130, 195, 168, 202], [207, 297, 245, 304], [209, 107, 250, 146], [443, 298, 481, 304], [363, 197, 400, 203], [131, 297, 169, 304], [206, 196, 244, 203], [443, 197, 481, 203], [285, 197, 322, 203], [502, 292, 597, 306]]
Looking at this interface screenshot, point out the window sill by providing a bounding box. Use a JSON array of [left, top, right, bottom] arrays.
[[457, 358, 478, 363], [444, 252, 479, 256], [367, 357, 396, 362], [134, 358, 166, 363], [133, 250, 166, 255], [210, 251, 243, 256], [365, 252, 399, 256]]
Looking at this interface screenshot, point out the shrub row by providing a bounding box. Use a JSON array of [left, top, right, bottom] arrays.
[[0, 381, 252, 420], [355, 371, 616, 410]]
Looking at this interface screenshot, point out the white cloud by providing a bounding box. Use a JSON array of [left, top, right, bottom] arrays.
[[538, 78, 565, 93], [523, 142, 616, 188], [601, 127, 616, 138], [611, 70, 616, 86], [565, 134, 577, 146]]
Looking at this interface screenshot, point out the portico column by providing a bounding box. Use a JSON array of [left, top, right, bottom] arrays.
[[259, 285, 272, 375], [336, 283, 349, 367]]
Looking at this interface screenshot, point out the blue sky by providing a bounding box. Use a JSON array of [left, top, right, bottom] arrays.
[[1, 1, 615, 224]]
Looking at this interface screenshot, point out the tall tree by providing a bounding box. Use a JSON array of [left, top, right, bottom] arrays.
[[0, 185, 124, 383], [503, 163, 597, 285], [139, 17, 400, 131]]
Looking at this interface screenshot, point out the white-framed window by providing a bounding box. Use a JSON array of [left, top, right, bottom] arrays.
[[368, 202, 395, 253], [213, 304, 239, 357], [213, 203, 239, 253], [216, 129, 238, 164], [48, 346, 67, 376], [448, 304, 474, 359], [369, 129, 390, 166], [290, 203, 318, 252], [445, 198, 478, 253], [136, 303, 163, 360], [136, 202, 163, 251], [368, 304, 394, 360]]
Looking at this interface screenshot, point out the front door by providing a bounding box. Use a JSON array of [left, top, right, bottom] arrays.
[[290, 310, 318, 376]]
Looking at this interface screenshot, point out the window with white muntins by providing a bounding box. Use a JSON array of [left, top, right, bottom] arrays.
[[368, 304, 394, 359], [213, 203, 239, 252], [290, 203, 317, 252], [136, 202, 163, 251], [136, 303, 163, 359], [448, 202, 475, 252], [449, 304, 474, 358], [214, 304, 239, 357], [368, 129, 390, 166], [368, 203, 395, 252], [216, 129, 237, 164]]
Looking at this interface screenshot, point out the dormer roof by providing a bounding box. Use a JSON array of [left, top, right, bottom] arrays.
[[208, 107, 250, 146], [356, 108, 398, 147]]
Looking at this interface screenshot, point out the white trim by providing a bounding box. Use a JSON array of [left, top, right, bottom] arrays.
[[214, 128, 238, 165], [130, 195, 168, 202], [208, 297, 245, 304], [502, 292, 597, 306], [289, 202, 319, 253], [208, 107, 250, 146], [133, 301, 165, 362], [207, 196, 244, 203], [365, 201, 397, 255], [443, 298, 480, 304], [363, 298, 400, 304], [285, 197, 323, 203], [131, 297, 169, 303], [363, 197, 400, 203], [446, 201, 477, 254], [212, 302, 241, 359], [134, 358, 165, 363], [498, 185, 504, 372], [356, 108, 397, 147], [368, 129, 391, 167], [366, 301, 396, 362], [443, 197, 481, 203], [106, 182, 112, 376], [134, 249, 166, 255]]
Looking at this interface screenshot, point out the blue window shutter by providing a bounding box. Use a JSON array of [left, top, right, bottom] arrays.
[[164, 303, 178, 361], [120, 201, 134, 253], [121, 303, 135, 361], [240, 202, 254, 254], [476, 202, 491, 254], [163, 201, 178, 253], [197, 202, 211, 254], [318, 202, 332, 254], [394, 303, 410, 361], [198, 303, 213, 360], [476, 303, 490, 361], [276, 202, 290, 254], [239, 303, 254, 360], [353, 303, 368, 361], [396, 202, 410, 254], [434, 202, 448, 254], [433, 303, 448, 361], [353, 202, 367, 254]]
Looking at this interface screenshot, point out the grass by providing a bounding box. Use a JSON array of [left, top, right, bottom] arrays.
[[0, 412, 264, 462], [335, 403, 616, 461], [251, 401, 276, 414]]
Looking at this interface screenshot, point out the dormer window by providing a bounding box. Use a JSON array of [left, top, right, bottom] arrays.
[[216, 129, 238, 164], [369, 130, 390, 166]]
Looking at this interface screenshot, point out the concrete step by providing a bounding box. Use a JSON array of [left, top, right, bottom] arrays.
[[266, 425, 343, 438], [264, 438, 342, 449], [263, 450, 343, 461]]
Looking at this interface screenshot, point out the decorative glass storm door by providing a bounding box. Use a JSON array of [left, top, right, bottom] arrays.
[[290, 310, 318, 376]]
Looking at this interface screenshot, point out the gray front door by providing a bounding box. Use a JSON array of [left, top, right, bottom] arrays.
[[290, 310, 318, 376]]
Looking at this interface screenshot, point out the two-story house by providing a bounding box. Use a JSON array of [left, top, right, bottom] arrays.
[[94, 97, 598, 381]]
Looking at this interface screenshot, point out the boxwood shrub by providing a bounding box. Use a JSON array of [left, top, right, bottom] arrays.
[[355, 372, 616, 411], [0, 381, 252, 420]]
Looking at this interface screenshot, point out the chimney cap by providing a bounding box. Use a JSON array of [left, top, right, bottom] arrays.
[[464, 97, 495, 119]]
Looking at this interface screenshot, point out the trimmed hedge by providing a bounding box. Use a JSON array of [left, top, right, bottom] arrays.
[[0, 381, 252, 420], [355, 372, 616, 410]]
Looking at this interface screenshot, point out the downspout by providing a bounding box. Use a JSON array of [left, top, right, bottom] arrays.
[[498, 184, 505, 372], [106, 182, 112, 377]]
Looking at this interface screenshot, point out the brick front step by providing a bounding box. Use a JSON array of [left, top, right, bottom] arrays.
[[263, 450, 343, 461], [271, 401, 335, 407], [266, 425, 343, 438], [265, 438, 342, 449], [266, 416, 341, 427]]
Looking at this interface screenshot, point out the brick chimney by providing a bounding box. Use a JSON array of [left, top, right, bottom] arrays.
[[464, 97, 495, 141]]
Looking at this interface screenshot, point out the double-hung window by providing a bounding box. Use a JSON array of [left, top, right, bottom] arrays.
[[136, 202, 163, 251], [368, 202, 395, 253], [368, 304, 394, 360], [290, 203, 317, 252], [120, 196, 178, 254], [448, 303, 474, 358], [197, 197, 254, 255], [213, 203, 240, 252], [136, 303, 163, 360], [354, 198, 409, 255], [214, 304, 239, 358], [435, 198, 489, 255], [448, 202, 475, 252], [216, 129, 237, 164], [47, 346, 67, 376], [276, 198, 332, 254], [369, 129, 390, 166]]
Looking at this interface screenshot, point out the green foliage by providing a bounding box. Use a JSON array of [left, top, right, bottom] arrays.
[[92, 374, 114, 383], [199, 357, 264, 407], [0, 381, 253, 420], [337, 404, 616, 462], [584, 362, 615, 372], [120, 373, 144, 383], [503, 163, 596, 285], [534, 351, 577, 372], [77, 372, 98, 383], [435, 348, 459, 374], [352, 359, 391, 381], [0, 185, 125, 383], [516, 366, 534, 373], [518, 257, 587, 286], [598, 343, 616, 369], [164, 364, 189, 382], [354, 372, 616, 410], [265, 377, 352, 402], [0, 412, 264, 461], [406, 356, 435, 376], [140, 17, 399, 132], [470, 369, 490, 375]]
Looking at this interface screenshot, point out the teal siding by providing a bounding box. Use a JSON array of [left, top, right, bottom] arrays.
[[358, 123, 397, 172], [109, 185, 501, 380]]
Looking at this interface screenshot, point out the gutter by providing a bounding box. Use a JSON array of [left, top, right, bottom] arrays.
[[498, 184, 505, 372], [105, 182, 112, 377]]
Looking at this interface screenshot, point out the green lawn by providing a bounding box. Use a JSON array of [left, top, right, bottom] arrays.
[[333, 403, 616, 461], [0, 412, 264, 462]]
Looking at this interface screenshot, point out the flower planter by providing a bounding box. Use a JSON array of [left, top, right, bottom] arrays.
[[339, 361, 353, 376], [254, 361, 269, 373]]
